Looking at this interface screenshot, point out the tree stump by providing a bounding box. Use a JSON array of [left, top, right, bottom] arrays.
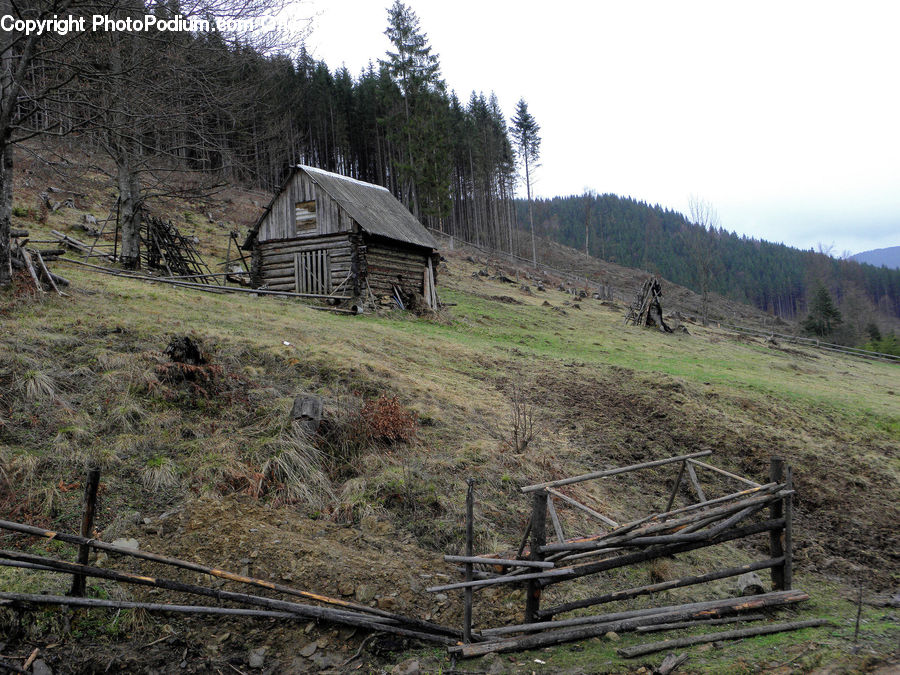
[[291, 394, 323, 434], [737, 571, 765, 596]]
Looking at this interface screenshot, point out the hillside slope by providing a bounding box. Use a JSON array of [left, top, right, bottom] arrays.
[[1, 227, 898, 672]]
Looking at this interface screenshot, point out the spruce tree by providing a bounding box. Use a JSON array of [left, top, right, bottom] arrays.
[[802, 285, 843, 337], [511, 98, 541, 266]]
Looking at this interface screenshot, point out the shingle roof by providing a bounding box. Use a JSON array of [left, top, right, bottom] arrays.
[[246, 166, 437, 250]]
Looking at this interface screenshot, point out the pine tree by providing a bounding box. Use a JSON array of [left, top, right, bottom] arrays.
[[511, 98, 541, 266], [802, 285, 843, 337], [380, 1, 446, 220]]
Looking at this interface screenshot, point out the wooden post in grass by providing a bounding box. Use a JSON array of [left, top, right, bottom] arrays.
[[463, 477, 475, 644], [525, 490, 548, 623], [768, 458, 785, 590], [70, 467, 100, 597], [783, 465, 793, 590]]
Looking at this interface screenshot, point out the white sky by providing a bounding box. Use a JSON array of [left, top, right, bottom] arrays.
[[301, 0, 900, 256]]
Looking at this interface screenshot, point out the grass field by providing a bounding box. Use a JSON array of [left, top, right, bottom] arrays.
[[1, 204, 898, 672]]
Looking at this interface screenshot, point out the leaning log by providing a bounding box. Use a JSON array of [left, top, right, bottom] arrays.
[[617, 619, 832, 658], [0, 518, 458, 639], [453, 590, 810, 656], [542, 519, 786, 586], [635, 613, 767, 633], [538, 557, 783, 618], [0, 551, 457, 645]]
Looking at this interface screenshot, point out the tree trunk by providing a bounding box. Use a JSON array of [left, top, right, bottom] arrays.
[[525, 151, 536, 267], [118, 158, 142, 269], [0, 0, 14, 288], [0, 141, 11, 287]]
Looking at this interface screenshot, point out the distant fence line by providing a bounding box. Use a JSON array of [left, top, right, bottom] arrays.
[[719, 322, 900, 364]]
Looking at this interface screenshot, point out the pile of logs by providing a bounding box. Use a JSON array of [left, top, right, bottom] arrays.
[[141, 216, 217, 284], [7, 228, 70, 295], [625, 276, 672, 332]]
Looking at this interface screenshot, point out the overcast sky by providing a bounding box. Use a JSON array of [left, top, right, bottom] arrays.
[[302, 0, 900, 256]]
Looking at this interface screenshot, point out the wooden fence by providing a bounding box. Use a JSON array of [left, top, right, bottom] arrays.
[[431, 453, 806, 657]]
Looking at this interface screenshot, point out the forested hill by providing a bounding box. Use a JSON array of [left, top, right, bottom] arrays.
[[851, 246, 900, 269], [517, 195, 900, 323]]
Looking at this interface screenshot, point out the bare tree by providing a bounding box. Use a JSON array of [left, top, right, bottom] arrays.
[[0, 0, 301, 276], [76, 0, 302, 268], [0, 0, 110, 286], [687, 195, 721, 326], [505, 384, 534, 453]]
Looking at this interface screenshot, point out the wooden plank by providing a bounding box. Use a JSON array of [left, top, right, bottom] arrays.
[[545, 483, 779, 555], [425, 569, 569, 593], [443, 556, 554, 569], [455, 590, 811, 656], [618, 619, 831, 659], [20, 249, 45, 293], [521, 451, 713, 493], [686, 461, 706, 502], [481, 590, 809, 639], [546, 488, 618, 528], [543, 518, 786, 586], [547, 497, 565, 543], [688, 459, 760, 488], [542, 491, 784, 554], [635, 613, 767, 634]]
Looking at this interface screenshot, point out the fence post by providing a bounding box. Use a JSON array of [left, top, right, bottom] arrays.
[[768, 458, 785, 591], [525, 490, 548, 623], [783, 466, 793, 590], [69, 467, 100, 597], [463, 478, 475, 644]]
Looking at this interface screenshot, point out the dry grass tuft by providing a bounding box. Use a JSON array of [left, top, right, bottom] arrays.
[[257, 424, 335, 508], [142, 455, 179, 491], [19, 368, 56, 402]]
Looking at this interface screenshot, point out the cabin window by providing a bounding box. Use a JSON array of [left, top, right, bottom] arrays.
[[294, 249, 331, 295], [294, 200, 317, 234]]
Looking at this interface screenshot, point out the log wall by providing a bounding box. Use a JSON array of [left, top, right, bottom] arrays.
[[254, 234, 354, 294], [362, 237, 431, 297]]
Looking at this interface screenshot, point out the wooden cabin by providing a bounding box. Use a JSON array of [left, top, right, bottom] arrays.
[[242, 165, 439, 308]]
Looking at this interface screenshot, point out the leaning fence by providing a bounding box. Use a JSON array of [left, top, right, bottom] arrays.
[[430, 452, 821, 659]]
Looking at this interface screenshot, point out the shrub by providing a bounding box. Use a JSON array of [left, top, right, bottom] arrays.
[[361, 394, 417, 444]]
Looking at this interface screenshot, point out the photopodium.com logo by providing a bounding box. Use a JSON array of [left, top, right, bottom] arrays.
[[1, 13, 295, 36]]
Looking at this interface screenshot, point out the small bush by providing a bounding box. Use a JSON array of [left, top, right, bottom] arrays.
[[11, 206, 29, 218], [317, 394, 417, 479], [361, 394, 417, 444]]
